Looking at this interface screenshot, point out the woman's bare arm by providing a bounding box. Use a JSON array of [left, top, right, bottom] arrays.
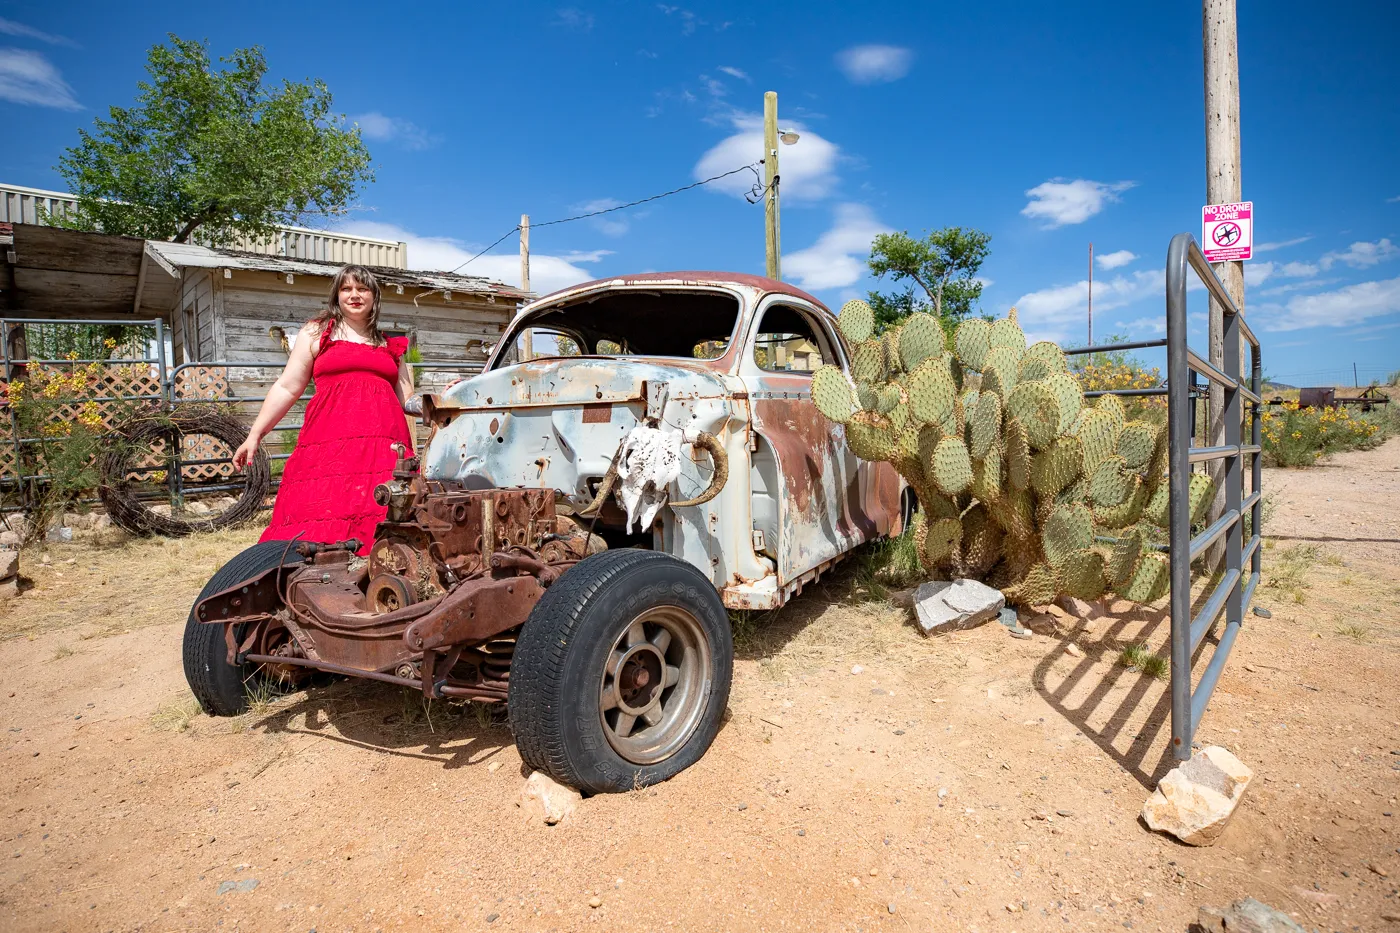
[[231, 321, 321, 469]]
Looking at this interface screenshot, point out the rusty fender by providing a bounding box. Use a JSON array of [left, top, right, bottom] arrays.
[[194, 564, 288, 626], [403, 575, 545, 652]]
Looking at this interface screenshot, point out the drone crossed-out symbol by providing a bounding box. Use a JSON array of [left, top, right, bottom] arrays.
[[1212, 222, 1242, 247]]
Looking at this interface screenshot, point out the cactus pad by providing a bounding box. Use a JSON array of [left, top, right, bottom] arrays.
[[1030, 435, 1085, 498], [1087, 455, 1133, 508], [931, 437, 974, 496], [811, 366, 855, 424], [838, 299, 875, 344], [1005, 417, 1032, 490], [899, 312, 945, 371], [907, 357, 958, 426], [1059, 548, 1107, 600], [852, 340, 885, 384], [1006, 562, 1060, 607], [1006, 381, 1060, 450], [1144, 480, 1170, 527], [882, 327, 904, 375], [875, 383, 902, 414], [1042, 502, 1094, 569], [1119, 552, 1170, 604], [1093, 476, 1147, 528], [1107, 529, 1144, 591], [960, 505, 1004, 576], [1022, 340, 1068, 374], [955, 318, 992, 371], [1075, 408, 1120, 474], [983, 346, 1022, 396], [988, 316, 1027, 352], [969, 391, 1002, 459], [922, 517, 962, 567], [845, 411, 896, 462], [1117, 421, 1159, 470], [1046, 372, 1084, 434], [1095, 393, 1126, 433], [972, 440, 1003, 504], [1187, 472, 1216, 524]]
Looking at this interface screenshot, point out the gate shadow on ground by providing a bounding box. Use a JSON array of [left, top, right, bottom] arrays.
[[249, 677, 515, 771], [1032, 606, 1224, 789]]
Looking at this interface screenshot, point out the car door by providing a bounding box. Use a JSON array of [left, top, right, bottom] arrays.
[[739, 298, 898, 588]]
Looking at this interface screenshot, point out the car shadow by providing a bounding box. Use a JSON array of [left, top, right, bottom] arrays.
[[249, 676, 514, 772]]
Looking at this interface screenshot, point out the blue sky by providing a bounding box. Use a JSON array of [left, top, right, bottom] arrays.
[[2, 0, 1397, 385]]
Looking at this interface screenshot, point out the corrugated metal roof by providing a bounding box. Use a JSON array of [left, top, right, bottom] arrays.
[[145, 241, 531, 299]]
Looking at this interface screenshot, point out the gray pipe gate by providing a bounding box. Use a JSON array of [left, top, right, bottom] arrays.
[[1064, 232, 1261, 761]]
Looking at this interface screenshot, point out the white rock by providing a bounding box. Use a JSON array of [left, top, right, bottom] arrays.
[[0, 530, 19, 548], [0, 548, 17, 579], [0, 577, 17, 600], [1064, 642, 1085, 658], [850, 664, 863, 675], [517, 771, 582, 825], [1142, 746, 1253, 846], [1196, 897, 1307, 933], [913, 579, 1005, 636], [45, 526, 72, 543]]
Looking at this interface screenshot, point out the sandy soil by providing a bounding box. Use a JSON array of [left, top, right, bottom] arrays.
[[3, 440, 1400, 932]]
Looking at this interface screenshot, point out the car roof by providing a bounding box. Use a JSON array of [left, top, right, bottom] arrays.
[[532, 271, 831, 313]]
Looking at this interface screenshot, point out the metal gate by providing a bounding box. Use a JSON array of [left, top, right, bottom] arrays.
[[1062, 232, 1261, 762]]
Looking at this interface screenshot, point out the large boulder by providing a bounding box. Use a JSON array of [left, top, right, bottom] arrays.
[[1142, 746, 1253, 846]]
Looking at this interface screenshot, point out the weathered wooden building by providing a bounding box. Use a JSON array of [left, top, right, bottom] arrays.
[[2, 224, 529, 388]]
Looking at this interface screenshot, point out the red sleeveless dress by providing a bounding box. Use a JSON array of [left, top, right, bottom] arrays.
[[259, 331, 412, 555]]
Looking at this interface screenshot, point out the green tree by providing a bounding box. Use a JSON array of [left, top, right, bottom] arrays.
[[55, 36, 373, 245], [866, 227, 992, 332]]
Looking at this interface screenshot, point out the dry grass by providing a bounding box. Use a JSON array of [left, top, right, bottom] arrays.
[[1117, 642, 1168, 680], [1, 525, 264, 641], [1335, 621, 1370, 641], [1264, 542, 1321, 605], [49, 644, 74, 661], [150, 695, 202, 733]]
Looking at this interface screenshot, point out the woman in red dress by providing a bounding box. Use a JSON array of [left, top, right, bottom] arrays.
[[232, 265, 414, 554]]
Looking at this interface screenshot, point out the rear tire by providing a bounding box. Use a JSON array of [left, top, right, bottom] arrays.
[[182, 540, 301, 717], [509, 550, 733, 794]]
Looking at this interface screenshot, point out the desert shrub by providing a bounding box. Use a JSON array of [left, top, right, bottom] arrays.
[[1260, 401, 1387, 467]]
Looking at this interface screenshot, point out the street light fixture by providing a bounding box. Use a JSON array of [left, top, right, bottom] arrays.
[[779, 129, 800, 146]]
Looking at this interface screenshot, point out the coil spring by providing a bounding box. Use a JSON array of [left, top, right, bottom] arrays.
[[479, 638, 515, 682]]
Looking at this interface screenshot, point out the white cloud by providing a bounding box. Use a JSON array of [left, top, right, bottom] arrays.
[[0, 48, 79, 109], [835, 44, 913, 84], [1021, 178, 1135, 228], [552, 7, 594, 30], [1277, 260, 1319, 278], [1244, 261, 1274, 288], [784, 203, 889, 291], [1013, 269, 1161, 343], [0, 17, 76, 46], [717, 65, 749, 81], [1257, 277, 1341, 298], [694, 112, 839, 202], [1255, 235, 1312, 253], [1387, 195, 1400, 204], [569, 198, 635, 237], [1119, 316, 1166, 336], [1096, 249, 1137, 271], [337, 221, 605, 296], [352, 112, 435, 150], [1320, 238, 1398, 270], [1259, 276, 1400, 331]]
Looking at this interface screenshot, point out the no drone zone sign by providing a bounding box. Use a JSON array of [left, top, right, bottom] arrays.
[[1202, 201, 1253, 262]]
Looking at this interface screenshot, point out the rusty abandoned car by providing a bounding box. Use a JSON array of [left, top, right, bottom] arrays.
[[184, 273, 909, 792]]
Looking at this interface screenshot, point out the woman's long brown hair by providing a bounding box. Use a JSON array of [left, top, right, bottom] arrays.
[[314, 264, 383, 344]]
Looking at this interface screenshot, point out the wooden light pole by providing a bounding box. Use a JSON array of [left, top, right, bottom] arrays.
[[763, 91, 781, 280], [519, 213, 533, 361], [1204, 0, 1244, 558]]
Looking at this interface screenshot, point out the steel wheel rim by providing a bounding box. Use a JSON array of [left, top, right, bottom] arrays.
[[599, 605, 711, 765]]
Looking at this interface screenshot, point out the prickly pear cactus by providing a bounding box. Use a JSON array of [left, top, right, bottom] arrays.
[[813, 299, 1192, 607]]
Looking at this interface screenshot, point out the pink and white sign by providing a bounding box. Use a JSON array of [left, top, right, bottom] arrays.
[[1202, 201, 1253, 262]]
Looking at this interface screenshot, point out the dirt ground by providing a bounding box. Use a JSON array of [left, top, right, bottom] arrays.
[[4, 441, 1400, 933]]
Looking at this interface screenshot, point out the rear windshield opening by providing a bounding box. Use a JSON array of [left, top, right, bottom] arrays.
[[497, 290, 741, 364]]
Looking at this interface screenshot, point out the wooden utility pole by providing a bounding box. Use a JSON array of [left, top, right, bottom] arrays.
[[763, 91, 781, 280], [519, 213, 533, 361], [1204, 0, 1244, 564]]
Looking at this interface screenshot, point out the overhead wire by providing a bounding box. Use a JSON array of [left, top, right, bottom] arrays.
[[445, 161, 764, 276]]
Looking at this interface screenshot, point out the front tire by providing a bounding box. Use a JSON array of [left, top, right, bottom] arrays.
[[509, 550, 734, 794], [182, 540, 301, 717]]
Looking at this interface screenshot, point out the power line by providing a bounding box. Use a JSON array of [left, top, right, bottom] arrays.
[[447, 162, 762, 275]]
